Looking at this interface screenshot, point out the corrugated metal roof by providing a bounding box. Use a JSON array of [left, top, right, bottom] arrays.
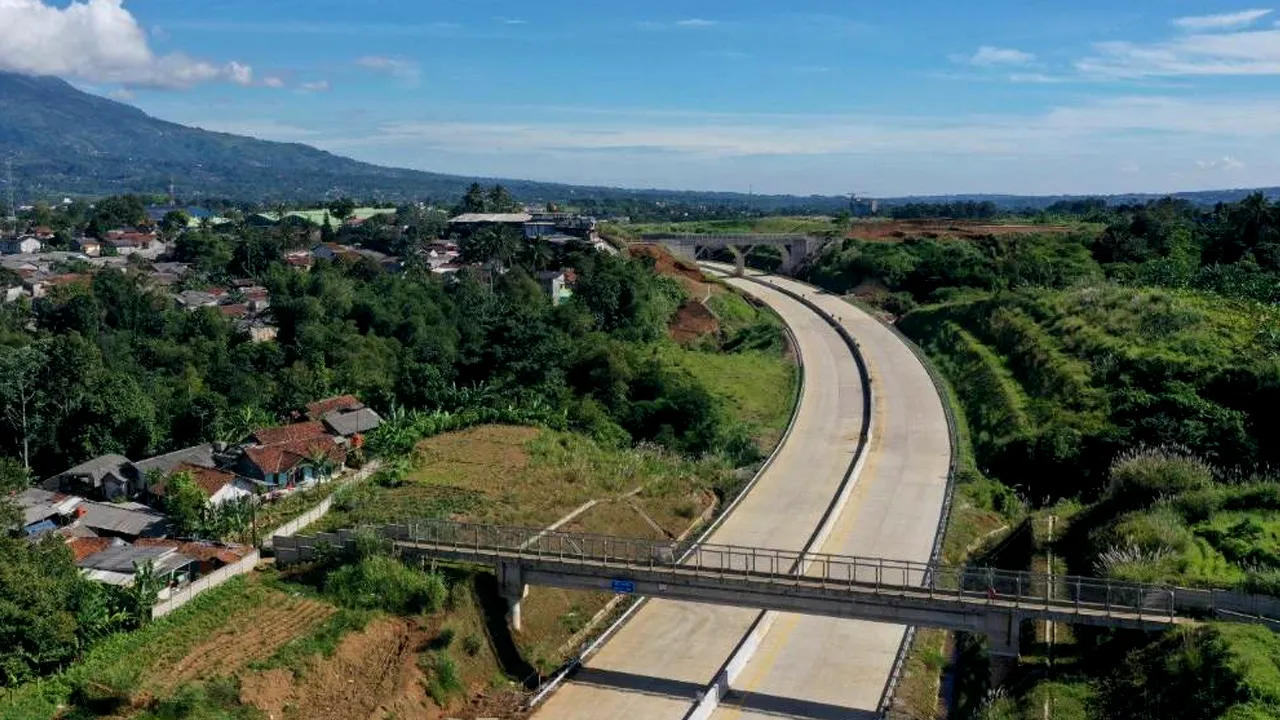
[[77, 544, 194, 575], [134, 444, 216, 476], [322, 408, 383, 437], [78, 502, 170, 538]]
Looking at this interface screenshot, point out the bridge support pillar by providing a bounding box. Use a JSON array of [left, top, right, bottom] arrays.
[[728, 246, 746, 277], [984, 612, 1022, 688], [497, 559, 528, 632], [777, 239, 812, 275]]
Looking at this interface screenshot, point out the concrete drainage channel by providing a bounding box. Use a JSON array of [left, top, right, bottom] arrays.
[[525, 278, 810, 710], [681, 268, 877, 720]]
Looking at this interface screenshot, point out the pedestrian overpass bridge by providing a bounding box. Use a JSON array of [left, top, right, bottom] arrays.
[[274, 520, 1279, 657]]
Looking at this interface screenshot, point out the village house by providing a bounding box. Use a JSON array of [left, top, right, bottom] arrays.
[[73, 236, 102, 256], [42, 454, 142, 501], [76, 543, 198, 591], [149, 463, 257, 507], [306, 395, 383, 440], [0, 236, 42, 255], [238, 421, 346, 491]]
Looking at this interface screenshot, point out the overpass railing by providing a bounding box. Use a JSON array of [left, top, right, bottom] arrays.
[[375, 520, 1280, 624]]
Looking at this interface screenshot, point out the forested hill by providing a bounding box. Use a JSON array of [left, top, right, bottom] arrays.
[[0, 72, 841, 209]]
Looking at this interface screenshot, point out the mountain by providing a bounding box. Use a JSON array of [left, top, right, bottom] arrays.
[[0, 72, 851, 210], [0, 72, 583, 203], [0, 71, 1275, 209]]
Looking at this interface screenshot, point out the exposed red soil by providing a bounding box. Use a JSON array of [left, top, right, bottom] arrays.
[[848, 220, 1077, 242], [628, 243, 717, 296], [240, 617, 433, 720], [669, 300, 720, 344]]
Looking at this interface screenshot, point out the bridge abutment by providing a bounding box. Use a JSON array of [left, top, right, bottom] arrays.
[[498, 559, 528, 632]]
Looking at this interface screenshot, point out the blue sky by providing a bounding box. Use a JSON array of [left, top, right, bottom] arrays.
[[4, 0, 1280, 196]]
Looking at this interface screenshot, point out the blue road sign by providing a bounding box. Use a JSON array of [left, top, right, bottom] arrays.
[[611, 579, 636, 594]]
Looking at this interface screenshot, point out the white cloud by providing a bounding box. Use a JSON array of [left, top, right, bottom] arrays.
[[1197, 155, 1246, 170], [954, 46, 1036, 66], [496, 16, 526, 25], [1172, 9, 1272, 31], [262, 76, 286, 89], [1078, 26, 1280, 77], [0, 0, 254, 88], [320, 95, 1280, 162], [191, 119, 322, 142], [355, 55, 421, 82], [637, 18, 718, 30], [299, 80, 330, 93]]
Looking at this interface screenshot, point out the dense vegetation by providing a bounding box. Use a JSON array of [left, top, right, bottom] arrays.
[[804, 193, 1280, 719], [0, 190, 796, 695]]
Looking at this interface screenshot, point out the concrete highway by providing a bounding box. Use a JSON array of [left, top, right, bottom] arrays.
[[534, 275, 868, 719], [710, 272, 952, 720]]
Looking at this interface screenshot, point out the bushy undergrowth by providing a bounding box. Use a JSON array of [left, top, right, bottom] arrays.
[[324, 556, 448, 615]]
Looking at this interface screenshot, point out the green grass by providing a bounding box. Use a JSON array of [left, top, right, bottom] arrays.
[[316, 426, 731, 533], [656, 343, 796, 445]]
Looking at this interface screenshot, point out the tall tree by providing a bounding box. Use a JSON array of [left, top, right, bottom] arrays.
[[0, 343, 48, 471], [454, 183, 487, 216]]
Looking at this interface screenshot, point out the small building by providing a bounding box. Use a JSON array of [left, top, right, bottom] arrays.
[[134, 538, 253, 574], [244, 323, 279, 343], [240, 437, 345, 490], [74, 237, 102, 257], [306, 395, 383, 439], [42, 454, 141, 501], [12, 487, 85, 536], [150, 463, 256, 508], [536, 270, 575, 306], [448, 213, 533, 230], [77, 544, 198, 589], [76, 501, 171, 539], [252, 421, 329, 447], [1, 236, 42, 255]]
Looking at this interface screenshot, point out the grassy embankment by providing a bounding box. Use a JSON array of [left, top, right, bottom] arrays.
[[888, 285, 1280, 719]]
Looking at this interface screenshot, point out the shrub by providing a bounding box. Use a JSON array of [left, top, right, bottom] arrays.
[[1106, 446, 1214, 510], [429, 627, 455, 650], [462, 633, 484, 657], [324, 557, 447, 615], [421, 651, 463, 706]]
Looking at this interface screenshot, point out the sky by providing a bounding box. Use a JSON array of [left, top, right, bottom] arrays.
[[2, 0, 1280, 196]]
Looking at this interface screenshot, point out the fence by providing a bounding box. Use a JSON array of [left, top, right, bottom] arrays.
[[259, 460, 381, 548], [285, 519, 1280, 626], [151, 550, 261, 619]]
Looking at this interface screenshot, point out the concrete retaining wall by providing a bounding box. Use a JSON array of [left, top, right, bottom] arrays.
[[151, 550, 261, 619]]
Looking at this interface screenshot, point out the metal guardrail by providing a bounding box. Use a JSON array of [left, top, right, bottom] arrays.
[[370, 520, 1276, 625]]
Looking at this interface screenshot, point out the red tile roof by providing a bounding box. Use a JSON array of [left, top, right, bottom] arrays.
[[135, 538, 252, 566], [68, 536, 113, 562], [306, 395, 363, 420], [219, 304, 249, 319], [252, 421, 328, 446], [150, 463, 239, 498], [244, 437, 345, 475]]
